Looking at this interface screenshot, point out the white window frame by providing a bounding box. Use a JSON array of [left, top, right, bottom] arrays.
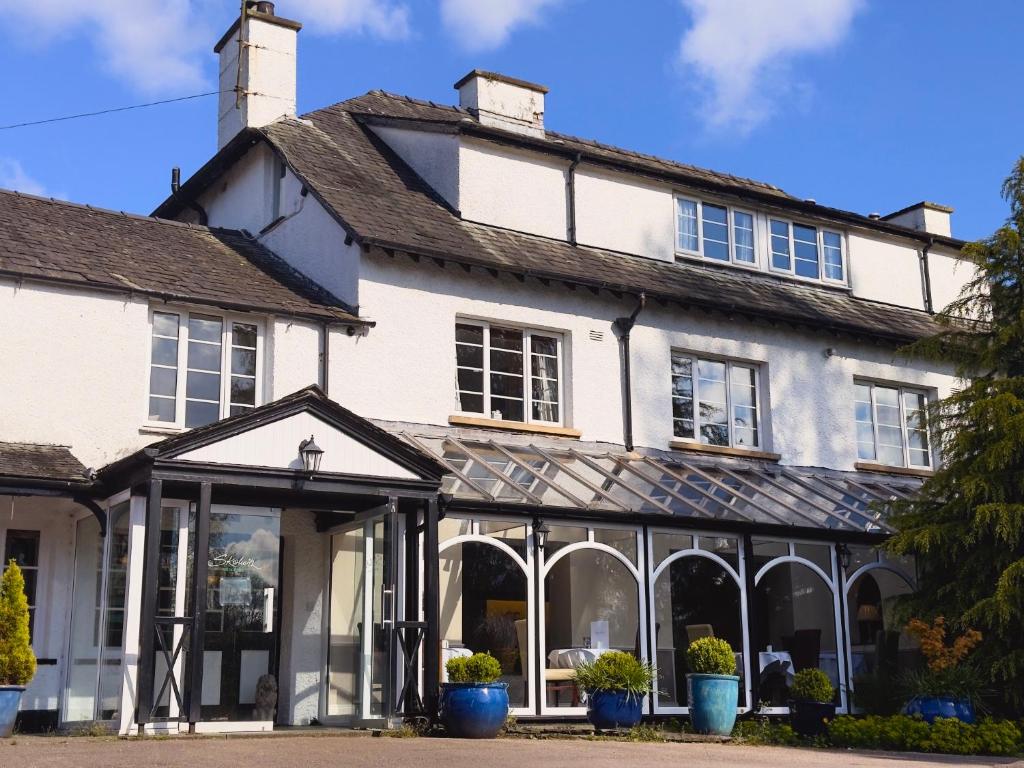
[[455, 320, 565, 427], [674, 196, 761, 269], [854, 379, 933, 469], [767, 217, 848, 285], [671, 352, 764, 450], [144, 306, 266, 431]]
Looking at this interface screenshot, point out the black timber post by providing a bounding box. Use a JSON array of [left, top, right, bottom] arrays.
[[187, 482, 212, 729], [422, 496, 441, 718], [835, 544, 852, 711], [742, 533, 760, 710], [136, 478, 163, 725]]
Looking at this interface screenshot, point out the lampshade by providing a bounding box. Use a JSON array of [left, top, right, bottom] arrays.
[[857, 604, 881, 622]]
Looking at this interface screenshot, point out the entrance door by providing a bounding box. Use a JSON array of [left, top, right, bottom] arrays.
[[325, 505, 398, 726], [197, 507, 282, 724]]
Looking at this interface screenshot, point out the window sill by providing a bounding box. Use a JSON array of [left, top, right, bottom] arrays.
[[139, 424, 185, 436], [448, 415, 582, 439], [669, 440, 781, 462], [854, 462, 934, 478]]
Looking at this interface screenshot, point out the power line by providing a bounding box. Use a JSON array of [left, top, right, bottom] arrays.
[[0, 90, 229, 131]]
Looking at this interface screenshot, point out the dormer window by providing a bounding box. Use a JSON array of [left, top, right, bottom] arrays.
[[147, 308, 263, 429], [769, 218, 846, 283], [676, 197, 757, 266]]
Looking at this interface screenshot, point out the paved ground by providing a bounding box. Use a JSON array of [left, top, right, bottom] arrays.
[[3, 734, 1022, 768]]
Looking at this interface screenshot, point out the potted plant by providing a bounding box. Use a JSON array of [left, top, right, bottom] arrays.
[[789, 668, 836, 736], [440, 652, 508, 738], [0, 561, 36, 737], [900, 617, 982, 724], [572, 651, 653, 731], [686, 637, 739, 736]]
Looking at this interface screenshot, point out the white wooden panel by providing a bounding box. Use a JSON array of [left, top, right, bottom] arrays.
[[239, 650, 270, 704], [175, 411, 417, 479], [202, 651, 222, 706]]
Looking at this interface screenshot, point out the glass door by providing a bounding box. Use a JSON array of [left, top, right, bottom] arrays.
[[325, 507, 398, 726]]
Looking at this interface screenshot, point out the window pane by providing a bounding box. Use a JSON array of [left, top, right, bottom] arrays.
[[490, 327, 524, 352], [490, 396, 524, 423], [151, 337, 177, 367], [232, 323, 257, 348], [854, 383, 876, 461], [770, 219, 791, 270], [822, 231, 843, 281], [458, 393, 484, 413], [531, 335, 557, 357], [733, 211, 755, 263], [677, 198, 698, 251], [456, 342, 483, 368], [671, 355, 695, 439], [153, 312, 179, 337], [697, 359, 728, 446], [188, 315, 223, 342], [150, 313, 180, 423], [730, 365, 759, 447], [793, 224, 820, 279], [149, 367, 177, 397], [457, 368, 483, 394], [530, 334, 560, 423], [904, 391, 931, 467], [491, 350, 523, 374], [230, 377, 256, 406], [4, 531, 39, 567], [149, 397, 176, 422], [456, 323, 484, 346], [186, 371, 221, 401], [187, 340, 222, 372], [231, 348, 256, 377], [185, 400, 220, 428], [702, 203, 729, 260]]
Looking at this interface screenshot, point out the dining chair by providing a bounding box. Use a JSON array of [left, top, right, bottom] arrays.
[[514, 619, 578, 707]]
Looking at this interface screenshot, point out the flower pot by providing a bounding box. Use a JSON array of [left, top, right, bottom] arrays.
[[586, 689, 643, 731], [0, 686, 25, 738], [439, 682, 509, 738], [903, 695, 976, 725], [789, 699, 837, 737], [686, 674, 739, 736]]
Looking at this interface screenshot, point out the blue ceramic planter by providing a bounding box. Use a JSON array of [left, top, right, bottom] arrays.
[[903, 695, 976, 724], [440, 682, 509, 738], [0, 686, 24, 738], [687, 674, 739, 736], [586, 689, 644, 731]]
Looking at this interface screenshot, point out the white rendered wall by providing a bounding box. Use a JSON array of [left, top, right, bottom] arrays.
[[574, 167, 675, 261], [198, 143, 278, 234], [457, 138, 567, 239], [339, 255, 959, 471], [370, 126, 461, 211], [848, 232, 926, 309], [268, 317, 323, 396], [928, 247, 973, 313]]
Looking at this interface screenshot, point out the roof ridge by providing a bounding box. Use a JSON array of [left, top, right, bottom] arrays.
[[0, 441, 74, 449], [0, 187, 248, 237]]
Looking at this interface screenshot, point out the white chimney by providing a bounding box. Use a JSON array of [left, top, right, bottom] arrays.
[[455, 70, 547, 138], [881, 201, 954, 238], [214, 2, 301, 149]]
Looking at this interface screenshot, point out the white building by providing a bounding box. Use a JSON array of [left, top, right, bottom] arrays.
[[0, 1, 973, 734]]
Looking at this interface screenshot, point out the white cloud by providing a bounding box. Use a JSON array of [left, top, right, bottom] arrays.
[[0, 159, 48, 197], [440, 0, 565, 51], [677, 0, 864, 134], [290, 0, 411, 39], [5, 0, 411, 95]]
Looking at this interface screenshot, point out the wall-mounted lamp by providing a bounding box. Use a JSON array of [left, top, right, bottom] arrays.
[[298, 435, 324, 474], [836, 542, 852, 570], [533, 519, 550, 551]]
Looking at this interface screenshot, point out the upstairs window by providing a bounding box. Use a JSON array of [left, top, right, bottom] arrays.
[[854, 381, 932, 468], [676, 197, 758, 266], [456, 321, 563, 425], [671, 353, 761, 449], [769, 218, 846, 283], [148, 309, 262, 429]]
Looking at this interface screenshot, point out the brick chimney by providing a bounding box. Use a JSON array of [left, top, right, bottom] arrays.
[[454, 70, 547, 138], [214, 2, 301, 149]]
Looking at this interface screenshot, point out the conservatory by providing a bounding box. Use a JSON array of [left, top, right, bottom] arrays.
[[400, 424, 921, 718]]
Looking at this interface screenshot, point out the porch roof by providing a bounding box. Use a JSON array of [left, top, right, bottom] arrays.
[[381, 423, 921, 536], [0, 441, 90, 485]]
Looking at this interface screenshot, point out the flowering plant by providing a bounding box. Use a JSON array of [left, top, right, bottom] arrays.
[[900, 616, 985, 705]]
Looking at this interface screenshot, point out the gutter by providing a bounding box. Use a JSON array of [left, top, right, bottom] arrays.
[[612, 293, 647, 452]]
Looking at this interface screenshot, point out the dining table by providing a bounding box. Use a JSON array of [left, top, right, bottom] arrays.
[[547, 647, 613, 669]]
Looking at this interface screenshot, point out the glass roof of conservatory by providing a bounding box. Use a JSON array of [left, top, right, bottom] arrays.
[[395, 430, 921, 534]]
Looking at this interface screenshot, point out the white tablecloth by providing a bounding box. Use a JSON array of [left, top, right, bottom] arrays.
[[441, 646, 473, 681], [547, 647, 612, 669], [758, 650, 795, 686]]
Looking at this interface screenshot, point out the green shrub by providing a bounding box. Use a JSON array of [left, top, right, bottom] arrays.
[[572, 651, 654, 697], [790, 668, 834, 703], [0, 561, 36, 686], [685, 637, 735, 676], [827, 715, 1022, 757], [446, 652, 502, 684], [732, 717, 800, 746]]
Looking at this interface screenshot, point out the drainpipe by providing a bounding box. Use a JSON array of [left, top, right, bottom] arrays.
[[320, 320, 330, 396], [613, 293, 646, 452], [918, 237, 935, 314], [565, 153, 582, 245], [170, 167, 208, 226]]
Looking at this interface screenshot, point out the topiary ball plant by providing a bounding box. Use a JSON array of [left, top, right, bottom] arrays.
[[686, 637, 736, 676], [790, 668, 834, 703], [0, 560, 36, 686], [446, 652, 503, 684], [572, 650, 654, 698]]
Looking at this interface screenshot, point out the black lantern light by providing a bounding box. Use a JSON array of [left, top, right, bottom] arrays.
[[836, 542, 852, 571], [298, 435, 324, 474], [533, 519, 550, 551]]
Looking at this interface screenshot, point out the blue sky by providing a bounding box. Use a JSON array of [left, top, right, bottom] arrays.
[[1, 0, 1021, 242]]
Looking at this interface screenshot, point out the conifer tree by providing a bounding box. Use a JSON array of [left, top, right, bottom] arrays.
[[0, 560, 36, 686], [887, 158, 1024, 714]]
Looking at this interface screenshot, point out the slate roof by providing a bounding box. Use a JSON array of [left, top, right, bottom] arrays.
[[0, 442, 89, 483], [0, 189, 361, 324]]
